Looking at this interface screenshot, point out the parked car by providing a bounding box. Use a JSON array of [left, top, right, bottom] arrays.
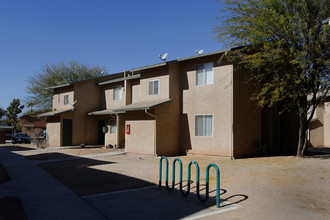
[[6, 133, 14, 140], [12, 133, 31, 144]]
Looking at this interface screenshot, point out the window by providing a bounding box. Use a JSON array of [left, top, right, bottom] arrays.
[[64, 95, 69, 105], [148, 80, 159, 95], [109, 120, 117, 134], [196, 62, 214, 86], [195, 115, 213, 136], [113, 86, 122, 100]]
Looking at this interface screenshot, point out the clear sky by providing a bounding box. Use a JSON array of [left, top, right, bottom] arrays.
[[0, 0, 225, 111]]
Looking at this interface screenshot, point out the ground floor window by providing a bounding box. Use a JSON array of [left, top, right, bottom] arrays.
[[195, 115, 213, 136], [109, 120, 117, 134]]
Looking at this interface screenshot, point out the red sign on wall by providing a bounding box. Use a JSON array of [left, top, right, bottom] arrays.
[[126, 124, 131, 134]]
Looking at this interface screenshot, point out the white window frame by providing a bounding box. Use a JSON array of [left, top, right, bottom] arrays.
[[194, 114, 214, 137], [113, 86, 122, 100], [148, 79, 159, 96], [109, 120, 117, 134], [64, 95, 69, 105], [195, 62, 214, 86]]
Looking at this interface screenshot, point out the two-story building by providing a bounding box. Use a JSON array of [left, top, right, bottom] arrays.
[[40, 49, 298, 158]]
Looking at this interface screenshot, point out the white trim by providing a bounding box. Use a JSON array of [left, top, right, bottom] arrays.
[[194, 114, 214, 137]]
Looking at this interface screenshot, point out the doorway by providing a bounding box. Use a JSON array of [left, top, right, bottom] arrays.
[[98, 120, 105, 145], [62, 119, 73, 146]]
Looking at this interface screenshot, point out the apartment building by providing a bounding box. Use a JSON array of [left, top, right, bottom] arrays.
[[40, 50, 298, 158]]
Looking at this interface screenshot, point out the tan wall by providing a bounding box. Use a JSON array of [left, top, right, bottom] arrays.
[[46, 116, 61, 147], [53, 86, 74, 110], [72, 80, 101, 145], [181, 57, 234, 157], [104, 115, 118, 147], [132, 66, 170, 103], [103, 82, 125, 109], [232, 69, 261, 158], [125, 112, 155, 154], [309, 105, 325, 147], [324, 102, 330, 146], [155, 63, 181, 156]]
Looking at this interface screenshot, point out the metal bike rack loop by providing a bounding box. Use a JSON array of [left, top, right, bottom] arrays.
[[159, 156, 220, 208]]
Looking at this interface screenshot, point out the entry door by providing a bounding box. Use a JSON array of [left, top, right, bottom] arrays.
[[62, 119, 73, 146], [98, 120, 105, 145]]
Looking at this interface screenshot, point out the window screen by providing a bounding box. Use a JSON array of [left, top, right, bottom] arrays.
[[195, 62, 214, 86], [148, 80, 159, 95], [113, 86, 122, 100], [195, 115, 213, 136]]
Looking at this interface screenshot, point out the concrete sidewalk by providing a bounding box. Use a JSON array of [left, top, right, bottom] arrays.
[[0, 147, 239, 220], [0, 148, 107, 220]]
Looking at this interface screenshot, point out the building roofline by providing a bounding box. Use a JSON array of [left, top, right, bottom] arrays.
[[45, 72, 124, 90], [97, 73, 141, 86], [49, 48, 237, 88], [177, 49, 231, 62]]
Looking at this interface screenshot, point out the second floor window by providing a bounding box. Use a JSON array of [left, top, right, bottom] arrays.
[[113, 86, 122, 100], [196, 62, 214, 86], [148, 80, 159, 95], [64, 95, 69, 105]]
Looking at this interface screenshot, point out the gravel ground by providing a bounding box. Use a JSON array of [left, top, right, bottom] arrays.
[[3, 144, 330, 219]]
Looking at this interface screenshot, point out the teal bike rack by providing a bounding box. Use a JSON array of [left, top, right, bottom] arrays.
[[159, 156, 220, 208]]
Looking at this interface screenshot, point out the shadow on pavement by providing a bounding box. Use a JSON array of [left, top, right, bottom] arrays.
[[305, 147, 330, 159], [26, 152, 76, 160], [0, 145, 35, 151], [39, 156, 155, 196]]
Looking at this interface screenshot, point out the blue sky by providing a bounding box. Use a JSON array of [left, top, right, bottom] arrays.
[[0, 0, 225, 111]]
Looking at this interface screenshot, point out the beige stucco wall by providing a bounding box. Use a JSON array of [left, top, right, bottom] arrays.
[[72, 80, 101, 145], [181, 58, 234, 157], [309, 105, 325, 147], [46, 117, 61, 147], [53, 86, 74, 110], [103, 82, 125, 109], [104, 115, 118, 147], [125, 112, 155, 154], [324, 102, 330, 146], [155, 63, 181, 156], [132, 66, 170, 103], [232, 69, 261, 158]]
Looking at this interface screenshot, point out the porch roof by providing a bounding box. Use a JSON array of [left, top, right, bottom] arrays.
[[113, 99, 173, 112], [88, 109, 125, 116], [0, 125, 14, 130], [38, 108, 74, 117]]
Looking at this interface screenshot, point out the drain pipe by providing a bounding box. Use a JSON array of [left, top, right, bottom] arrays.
[[145, 109, 156, 156]]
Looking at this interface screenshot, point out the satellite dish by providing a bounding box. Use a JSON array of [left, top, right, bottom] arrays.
[[72, 100, 77, 106], [100, 70, 104, 76], [158, 53, 168, 61], [196, 49, 204, 55]]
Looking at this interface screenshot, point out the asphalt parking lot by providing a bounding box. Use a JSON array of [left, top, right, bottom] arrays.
[[1, 143, 330, 219]]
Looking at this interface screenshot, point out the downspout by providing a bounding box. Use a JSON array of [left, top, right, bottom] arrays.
[[145, 109, 156, 156], [116, 114, 119, 149]]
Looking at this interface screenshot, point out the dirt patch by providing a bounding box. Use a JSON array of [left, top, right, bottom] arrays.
[[0, 196, 27, 220]]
